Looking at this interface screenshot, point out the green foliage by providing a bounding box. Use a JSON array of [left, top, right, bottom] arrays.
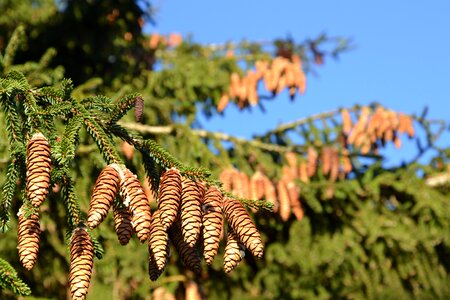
[[0, 258, 31, 296], [0, 2, 448, 300]]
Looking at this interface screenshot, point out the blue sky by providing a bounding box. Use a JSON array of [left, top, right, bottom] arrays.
[[147, 0, 450, 165]]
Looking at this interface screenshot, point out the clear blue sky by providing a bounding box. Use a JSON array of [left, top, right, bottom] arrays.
[[147, 0, 450, 165]]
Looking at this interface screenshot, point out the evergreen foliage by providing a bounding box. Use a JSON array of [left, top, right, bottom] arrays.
[[0, 2, 449, 299]]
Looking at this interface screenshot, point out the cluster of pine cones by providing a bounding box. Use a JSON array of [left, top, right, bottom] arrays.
[[87, 165, 263, 299], [342, 106, 415, 154], [219, 145, 353, 222], [18, 133, 264, 300], [217, 55, 307, 112]]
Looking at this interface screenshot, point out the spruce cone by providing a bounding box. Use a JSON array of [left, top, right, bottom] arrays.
[[148, 256, 165, 281], [181, 178, 204, 247], [277, 180, 291, 222], [26, 133, 51, 207], [157, 168, 182, 230], [69, 227, 94, 300], [113, 203, 133, 245], [116, 166, 152, 242], [148, 210, 169, 272], [88, 165, 120, 229], [223, 197, 263, 258], [169, 221, 201, 275], [202, 186, 223, 265], [17, 208, 40, 270], [223, 227, 246, 273]]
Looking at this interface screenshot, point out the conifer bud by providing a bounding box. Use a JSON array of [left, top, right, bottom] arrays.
[[181, 178, 204, 247], [116, 165, 152, 242], [17, 207, 40, 270], [223, 227, 246, 273], [202, 186, 223, 265], [87, 165, 120, 229], [157, 168, 182, 230], [69, 227, 94, 300], [148, 210, 169, 272], [26, 133, 51, 207], [113, 203, 133, 245], [223, 197, 263, 258], [169, 221, 201, 275]]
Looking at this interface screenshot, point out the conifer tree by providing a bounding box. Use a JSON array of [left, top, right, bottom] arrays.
[[0, 2, 449, 300]]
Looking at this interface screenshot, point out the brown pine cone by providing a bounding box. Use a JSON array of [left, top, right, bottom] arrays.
[[157, 168, 182, 230], [69, 227, 94, 300], [148, 210, 169, 272], [277, 180, 291, 222], [87, 165, 120, 229], [113, 203, 133, 245], [223, 227, 246, 273], [17, 207, 40, 270], [181, 178, 204, 247], [202, 186, 223, 265], [222, 197, 263, 258], [115, 165, 152, 242], [26, 133, 51, 207], [169, 221, 201, 275]]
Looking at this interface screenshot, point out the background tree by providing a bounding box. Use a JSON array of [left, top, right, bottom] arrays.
[[0, 1, 449, 299]]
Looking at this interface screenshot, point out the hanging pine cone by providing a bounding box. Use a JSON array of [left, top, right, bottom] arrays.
[[148, 210, 170, 272], [157, 168, 182, 230], [223, 227, 246, 273], [26, 133, 51, 207], [17, 207, 40, 270], [113, 203, 133, 245], [169, 221, 201, 275], [223, 197, 263, 258], [202, 186, 223, 265], [180, 178, 204, 247], [115, 165, 152, 242], [69, 227, 94, 300], [88, 165, 120, 229]]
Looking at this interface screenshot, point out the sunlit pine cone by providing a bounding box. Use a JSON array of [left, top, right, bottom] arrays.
[[116, 166, 152, 242], [277, 180, 291, 222], [26, 133, 51, 207], [307, 147, 318, 178], [341, 108, 353, 135], [263, 178, 279, 213], [181, 178, 204, 247], [87, 165, 120, 229], [222, 197, 263, 258], [157, 168, 182, 230], [69, 227, 94, 300], [223, 227, 246, 273], [17, 207, 40, 270], [169, 221, 201, 275], [185, 280, 205, 300], [202, 186, 223, 265], [148, 210, 169, 272], [249, 171, 266, 200], [113, 203, 133, 245]]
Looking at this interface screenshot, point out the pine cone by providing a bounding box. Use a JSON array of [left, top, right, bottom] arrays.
[[181, 178, 204, 247], [116, 166, 152, 242], [202, 186, 223, 265], [223, 227, 245, 273], [69, 227, 94, 300], [88, 165, 120, 229], [113, 203, 133, 245], [26, 133, 51, 207], [277, 180, 291, 222], [148, 210, 169, 272], [17, 207, 40, 270], [223, 197, 263, 258], [169, 221, 201, 275], [157, 168, 182, 230]]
